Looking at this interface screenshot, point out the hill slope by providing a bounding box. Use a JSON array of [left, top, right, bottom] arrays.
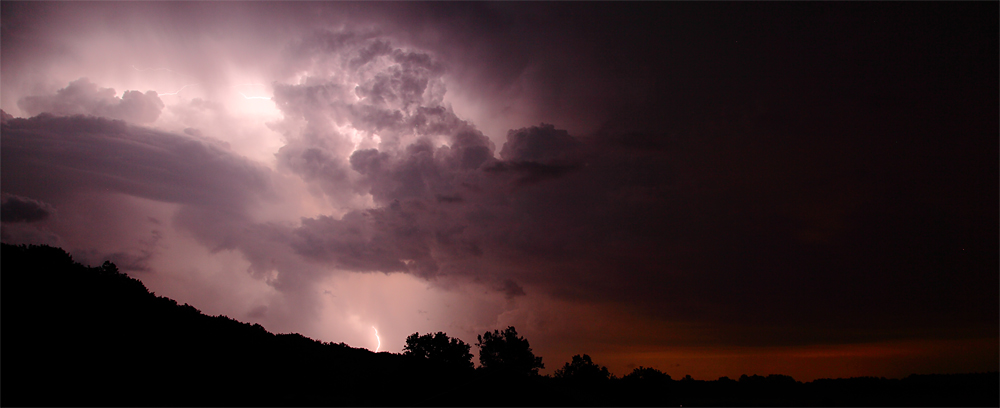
[[1, 243, 478, 406], [2, 243, 997, 407]]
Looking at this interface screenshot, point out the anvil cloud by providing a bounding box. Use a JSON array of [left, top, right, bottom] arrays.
[[2, 2, 996, 380]]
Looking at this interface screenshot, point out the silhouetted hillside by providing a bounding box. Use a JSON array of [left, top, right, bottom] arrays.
[[2, 243, 997, 406], [2, 243, 480, 406]]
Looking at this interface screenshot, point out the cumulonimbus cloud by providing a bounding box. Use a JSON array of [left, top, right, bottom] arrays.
[[17, 78, 165, 124], [2, 19, 994, 354]]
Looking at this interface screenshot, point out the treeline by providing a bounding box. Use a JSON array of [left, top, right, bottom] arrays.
[[2, 243, 997, 406]]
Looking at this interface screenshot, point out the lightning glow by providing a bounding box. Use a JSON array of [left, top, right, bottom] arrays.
[[239, 92, 272, 100], [372, 326, 381, 352], [157, 84, 197, 96], [131, 65, 183, 75]]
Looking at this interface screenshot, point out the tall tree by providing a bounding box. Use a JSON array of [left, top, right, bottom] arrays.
[[403, 331, 474, 369], [476, 326, 544, 376]]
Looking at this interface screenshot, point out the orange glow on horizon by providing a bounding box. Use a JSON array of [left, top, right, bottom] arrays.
[[584, 337, 998, 382]]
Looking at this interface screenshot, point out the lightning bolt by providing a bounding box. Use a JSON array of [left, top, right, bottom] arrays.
[[372, 326, 381, 353]]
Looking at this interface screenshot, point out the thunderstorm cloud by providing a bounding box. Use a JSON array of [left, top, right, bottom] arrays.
[[1, 2, 995, 381]]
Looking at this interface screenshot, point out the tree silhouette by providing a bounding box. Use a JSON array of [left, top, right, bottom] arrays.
[[476, 326, 544, 376], [403, 331, 474, 369], [623, 366, 671, 382], [554, 354, 612, 382]]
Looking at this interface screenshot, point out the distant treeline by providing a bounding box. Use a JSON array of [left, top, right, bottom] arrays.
[[2, 243, 997, 406]]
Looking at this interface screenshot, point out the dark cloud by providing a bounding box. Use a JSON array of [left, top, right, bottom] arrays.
[[250, 18, 997, 347], [287, 110, 998, 346], [293, 204, 439, 278], [0, 2, 995, 374], [482, 160, 582, 187], [499, 279, 526, 300], [17, 78, 165, 124], [1, 193, 56, 223], [1, 112, 273, 210], [499, 124, 582, 163]]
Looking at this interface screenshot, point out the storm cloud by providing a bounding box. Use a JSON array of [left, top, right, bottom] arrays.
[[1, 111, 273, 210], [18, 78, 165, 124], [1, 1, 995, 381], [1, 193, 56, 223]]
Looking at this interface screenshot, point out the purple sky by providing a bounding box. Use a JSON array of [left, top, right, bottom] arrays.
[[2, 2, 996, 380]]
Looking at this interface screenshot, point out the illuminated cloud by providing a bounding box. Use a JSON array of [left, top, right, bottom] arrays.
[[0, 113, 273, 210], [18, 78, 165, 124], [1, 1, 995, 381]]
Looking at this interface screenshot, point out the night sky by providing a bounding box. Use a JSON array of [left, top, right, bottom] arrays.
[[2, 2, 996, 381]]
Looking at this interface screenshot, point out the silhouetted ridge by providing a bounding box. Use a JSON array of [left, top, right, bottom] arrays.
[[1, 244, 469, 406], [2, 243, 997, 407]]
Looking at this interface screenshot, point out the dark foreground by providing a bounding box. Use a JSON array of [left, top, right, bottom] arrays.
[[3, 243, 997, 406]]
